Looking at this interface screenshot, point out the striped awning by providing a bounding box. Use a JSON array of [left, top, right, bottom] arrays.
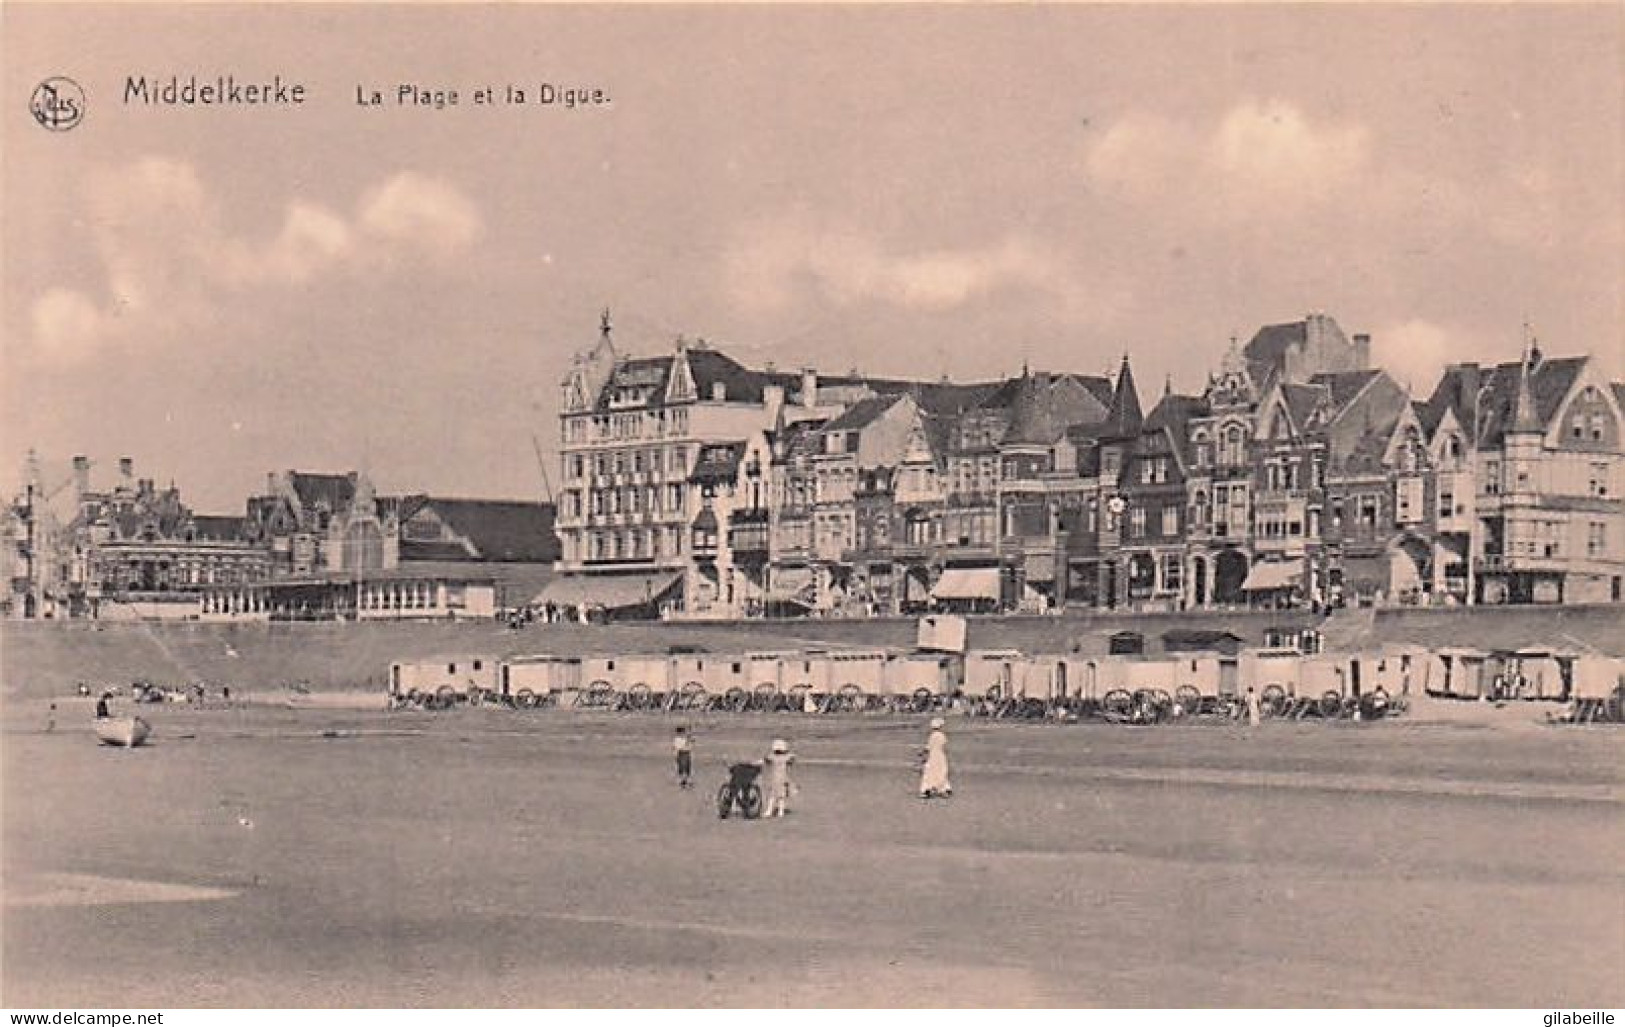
[[931, 567, 1001, 601], [1241, 559, 1303, 592], [531, 572, 681, 610]]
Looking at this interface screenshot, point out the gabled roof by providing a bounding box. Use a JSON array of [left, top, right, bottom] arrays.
[[1004, 373, 1111, 447], [399, 497, 559, 563], [1308, 368, 1382, 413], [1144, 393, 1208, 460], [1422, 355, 1589, 448], [1279, 383, 1326, 432], [825, 395, 901, 432]]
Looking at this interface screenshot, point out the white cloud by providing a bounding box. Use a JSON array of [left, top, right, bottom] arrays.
[[359, 171, 482, 255], [25, 161, 482, 365], [1084, 99, 1370, 214], [1371, 319, 1483, 393], [725, 221, 1075, 316]]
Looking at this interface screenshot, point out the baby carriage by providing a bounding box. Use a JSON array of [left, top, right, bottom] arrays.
[[716, 761, 765, 820]]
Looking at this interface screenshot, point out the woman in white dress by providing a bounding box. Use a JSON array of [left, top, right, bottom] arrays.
[[919, 718, 952, 799]]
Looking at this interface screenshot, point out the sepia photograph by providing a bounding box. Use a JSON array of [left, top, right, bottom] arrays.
[[2, 1, 1622, 1012]]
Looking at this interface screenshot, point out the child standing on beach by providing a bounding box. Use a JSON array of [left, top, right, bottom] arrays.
[[762, 738, 796, 817], [673, 725, 693, 789]]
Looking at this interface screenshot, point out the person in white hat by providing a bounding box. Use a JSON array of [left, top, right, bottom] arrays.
[[919, 717, 952, 799], [761, 738, 797, 817]]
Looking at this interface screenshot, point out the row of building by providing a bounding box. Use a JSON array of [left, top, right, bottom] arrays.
[[3, 458, 558, 620], [8, 309, 1620, 622], [543, 311, 1624, 618]]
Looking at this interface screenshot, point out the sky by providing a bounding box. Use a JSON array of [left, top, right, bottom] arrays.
[[4, 3, 1621, 512]]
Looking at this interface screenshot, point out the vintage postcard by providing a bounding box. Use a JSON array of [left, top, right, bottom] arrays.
[[3, 2, 1621, 1013]]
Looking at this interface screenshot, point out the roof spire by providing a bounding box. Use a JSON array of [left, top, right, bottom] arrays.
[[600, 307, 613, 341], [1511, 339, 1541, 434], [1108, 352, 1143, 434]]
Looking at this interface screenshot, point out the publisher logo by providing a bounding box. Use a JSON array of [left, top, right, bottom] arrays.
[[30, 76, 85, 131]]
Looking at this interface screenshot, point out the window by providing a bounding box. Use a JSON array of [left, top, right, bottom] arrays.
[[1130, 507, 1146, 538], [1162, 554, 1182, 593], [1484, 460, 1501, 495], [1396, 477, 1423, 524], [1590, 463, 1609, 498], [1162, 506, 1178, 537], [1589, 522, 1607, 558], [472, 660, 482, 671], [1359, 496, 1379, 528]]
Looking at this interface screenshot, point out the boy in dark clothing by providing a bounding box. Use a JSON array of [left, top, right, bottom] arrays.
[[673, 725, 693, 789]]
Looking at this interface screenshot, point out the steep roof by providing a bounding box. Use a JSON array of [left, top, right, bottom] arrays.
[[191, 514, 247, 542], [288, 472, 354, 512], [1308, 368, 1382, 412], [1421, 356, 1589, 448], [400, 497, 558, 563], [774, 418, 828, 461], [1244, 321, 1307, 386], [1144, 393, 1208, 433], [1279, 383, 1326, 432], [1104, 356, 1143, 436], [1003, 373, 1111, 446], [825, 395, 900, 432], [686, 348, 773, 403]]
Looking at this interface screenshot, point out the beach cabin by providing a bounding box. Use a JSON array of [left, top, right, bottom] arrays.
[[500, 655, 583, 699], [964, 649, 1039, 698], [1430, 647, 1490, 698], [389, 655, 499, 702], [881, 651, 960, 696], [580, 653, 675, 693], [806, 649, 890, 695], [1239, 648, 1306, 696]]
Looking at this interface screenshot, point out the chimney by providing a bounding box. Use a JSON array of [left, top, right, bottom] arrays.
[[267, 472, 279, 495], [763, 383, 785, 424], [72, 456, 90, 497], [801, 367, 819, 409], [118, 457, 134, 488], [1456, 363, 1482, 443], [1353, 333, 1371, 370]]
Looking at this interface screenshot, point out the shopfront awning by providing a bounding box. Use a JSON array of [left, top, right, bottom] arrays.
[[531, 572, 681, 610], [1241, 559, 1303, 592], [931, 567, 1001, 601]]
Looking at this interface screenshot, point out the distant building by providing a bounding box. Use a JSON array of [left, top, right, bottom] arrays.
[[1421, 348, 1624, 605], [53, 457, 268, 619]]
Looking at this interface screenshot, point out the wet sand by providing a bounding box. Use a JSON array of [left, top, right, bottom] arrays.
[[4, 704, 1621, 1007]]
